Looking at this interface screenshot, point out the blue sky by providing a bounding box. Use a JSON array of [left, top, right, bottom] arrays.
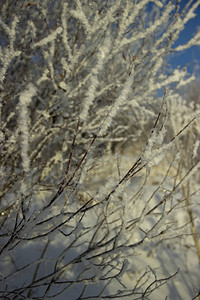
[[168, 0, 200, 75]]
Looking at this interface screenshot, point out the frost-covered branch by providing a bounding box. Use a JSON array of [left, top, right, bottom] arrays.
[[1, 0, 200, 299]]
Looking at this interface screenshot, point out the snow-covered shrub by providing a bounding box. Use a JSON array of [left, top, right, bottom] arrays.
[[0, 0, 200, 299]]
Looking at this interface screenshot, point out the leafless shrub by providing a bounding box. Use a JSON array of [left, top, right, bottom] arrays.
[[0, 0, 200, 299]]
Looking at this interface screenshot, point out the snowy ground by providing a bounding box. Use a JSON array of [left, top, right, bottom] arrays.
[[0, 148, 200, 299]]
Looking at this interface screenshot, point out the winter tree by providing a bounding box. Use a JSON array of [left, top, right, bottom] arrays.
[[0, 0, 200, 299]]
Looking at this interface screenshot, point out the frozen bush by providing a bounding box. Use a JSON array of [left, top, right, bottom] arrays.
[[0, 0, 200, 299]]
